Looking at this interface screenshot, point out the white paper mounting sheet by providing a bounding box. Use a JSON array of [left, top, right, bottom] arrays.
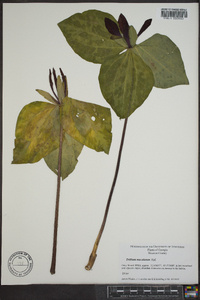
[[2, 2, 199, 285]]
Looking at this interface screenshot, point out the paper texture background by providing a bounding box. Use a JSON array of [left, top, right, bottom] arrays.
[[2, 2, 198, 284]]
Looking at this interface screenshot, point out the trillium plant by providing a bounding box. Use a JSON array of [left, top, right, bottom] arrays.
[[12, 68, 112, 274], [58, 10, 189, 270]]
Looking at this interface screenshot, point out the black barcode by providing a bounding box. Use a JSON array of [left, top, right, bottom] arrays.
[[161, 8, 188, 20]]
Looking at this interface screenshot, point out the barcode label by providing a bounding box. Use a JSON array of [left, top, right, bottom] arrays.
[[157, 8, 189, 20]]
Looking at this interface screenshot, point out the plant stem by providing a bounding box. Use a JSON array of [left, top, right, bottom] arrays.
[[85, 117, 128, 270], [50, 112, 63, 275]]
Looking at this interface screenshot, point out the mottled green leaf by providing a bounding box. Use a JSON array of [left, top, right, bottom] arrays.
[[58, 10, 124, 64], [61, 97, 112, 154], [99, 49, 154, 118], [12, 101, 60, 163], [44, 133, 83, 180], [59, 9, 189, 105], [133, 34, 189, 88]]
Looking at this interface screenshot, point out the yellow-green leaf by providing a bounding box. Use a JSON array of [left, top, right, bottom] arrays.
[[12, 101, 60, 164], [61, 97, 112, 154], [44, 133, 83, 180], [12, 68, 112, 173]]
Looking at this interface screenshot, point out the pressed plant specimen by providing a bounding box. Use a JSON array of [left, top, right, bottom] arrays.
[[58, 10, 189, 270], [12, 68, 112, 274]]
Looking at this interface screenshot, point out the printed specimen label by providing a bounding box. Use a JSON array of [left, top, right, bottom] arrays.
[[119, 244, 197, 284]]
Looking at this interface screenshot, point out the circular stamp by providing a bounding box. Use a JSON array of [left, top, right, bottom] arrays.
[[8, 251, 33, 277]]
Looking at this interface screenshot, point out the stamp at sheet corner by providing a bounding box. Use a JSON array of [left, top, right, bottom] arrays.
[[8, 251, 33, 277]]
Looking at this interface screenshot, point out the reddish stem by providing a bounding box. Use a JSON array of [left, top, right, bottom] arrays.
[[50, 109, 63, 275]]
